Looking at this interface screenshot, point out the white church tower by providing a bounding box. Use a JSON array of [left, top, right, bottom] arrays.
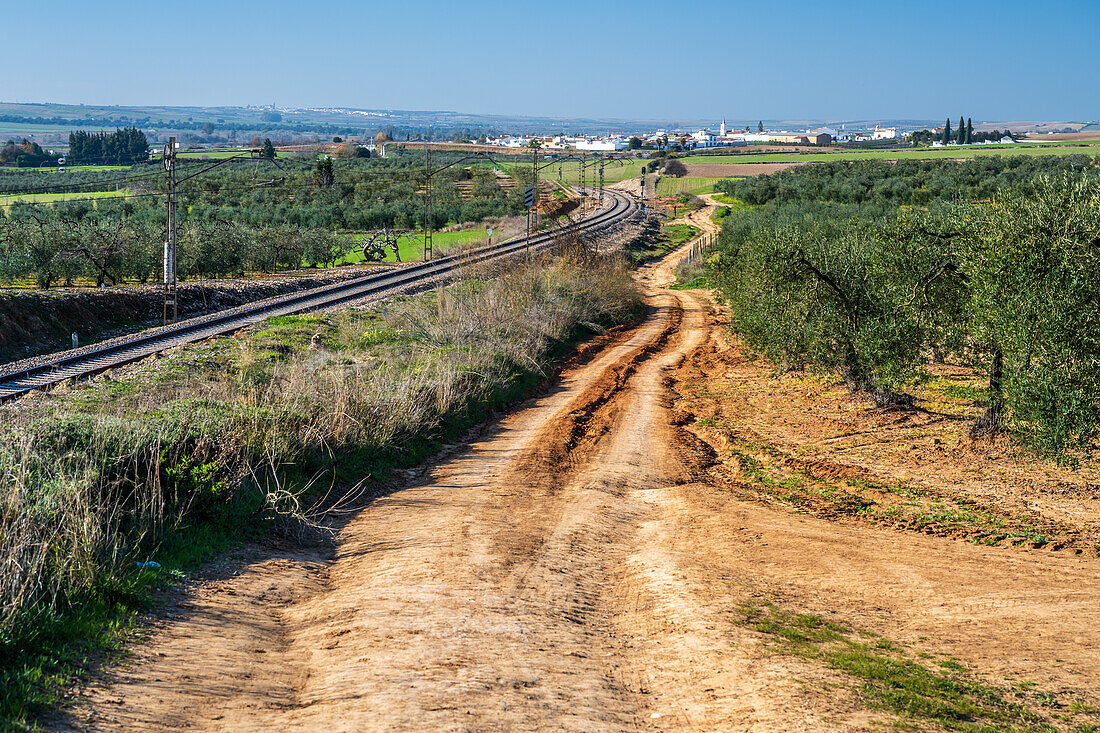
[[719, 119, 727, 136]]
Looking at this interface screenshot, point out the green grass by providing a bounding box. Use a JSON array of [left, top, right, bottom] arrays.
[[0, 190, 133, 210], [495, 158, 648, 187], [176, 148, 256, 160], [0, 536, 238, 729], [711, 193, 753, 213], [12, 164, 131, 172], [0, 123, 116, 136], [735, 601, 1068, 732], [680, 145, 1100, 166], [654, 176, 725, 196], [663, 222, 701, 248], [1017, 138, 1100, 145], [337, 228, 492, 263], [628, 221, 702, 263]]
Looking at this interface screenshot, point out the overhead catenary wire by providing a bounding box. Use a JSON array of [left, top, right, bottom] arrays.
[[0, 170, 167, 196], [0, 148, 530, 218], [0, 149, 298, 195]]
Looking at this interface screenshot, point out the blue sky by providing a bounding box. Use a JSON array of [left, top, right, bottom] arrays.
[[3, 0, 1097, 122]]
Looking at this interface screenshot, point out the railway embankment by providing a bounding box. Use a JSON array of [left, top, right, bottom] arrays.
[[0, 246, 641, 727], [0, 268, 377, 365]]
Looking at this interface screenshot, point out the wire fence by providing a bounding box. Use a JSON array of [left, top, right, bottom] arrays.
[[681, 231, 716, 265]]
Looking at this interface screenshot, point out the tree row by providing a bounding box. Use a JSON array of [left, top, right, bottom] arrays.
[[709, 159, 1100, 462]]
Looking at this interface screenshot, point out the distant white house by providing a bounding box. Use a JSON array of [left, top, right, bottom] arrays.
[[872, 127, 898, 140], [574, 138, 629, 151], [932, 136, 1015, 148], [493, 136, 531, 148]]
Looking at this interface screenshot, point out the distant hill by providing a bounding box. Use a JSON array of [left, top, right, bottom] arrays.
[[9, 101, 1059, 148]]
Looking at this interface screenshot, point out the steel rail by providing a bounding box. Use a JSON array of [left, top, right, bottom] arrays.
[[0, 190, 637, 402]]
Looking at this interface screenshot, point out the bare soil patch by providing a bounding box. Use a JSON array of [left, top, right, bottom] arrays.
[[685, 162, 801, 177], [52, 224, 1100, 731]]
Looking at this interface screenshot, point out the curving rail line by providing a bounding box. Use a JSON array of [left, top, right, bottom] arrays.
[[0, 189, 638, 402]]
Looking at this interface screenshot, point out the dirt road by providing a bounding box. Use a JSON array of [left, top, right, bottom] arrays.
[[58, 218, 1100, 731]]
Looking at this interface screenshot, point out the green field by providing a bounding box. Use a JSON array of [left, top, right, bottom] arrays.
[[0, 123, 115, 136], [1018, 138, 1100, 144], [496, 158, 648, 187], [0, 190, 132, 210], [177, 148, 256, 160], [41, 164, 131, 172], [681, 144, 1100, 166], [12, 164, 132, 173], [339, 228, 493, 263], [654, 176, 726, 196]]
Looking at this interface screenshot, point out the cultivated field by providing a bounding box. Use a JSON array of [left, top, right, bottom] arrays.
[[18, 164, 131, 172], [0, 189, 131, 211], [0, 123, 116, 136], [681, 143, 1100, 166], [654, 176, 725, 196], [497, 158, 648, 187]]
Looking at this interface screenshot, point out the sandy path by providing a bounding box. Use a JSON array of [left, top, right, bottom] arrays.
[[57, 216, 1100, 731]]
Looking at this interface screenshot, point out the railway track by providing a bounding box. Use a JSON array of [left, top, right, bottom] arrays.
[[0, 189, 638, 402]]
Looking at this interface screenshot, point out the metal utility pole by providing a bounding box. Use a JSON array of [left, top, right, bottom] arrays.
[[419, 148, 503, 263], [579, 151, 586, 213], [423, 141, 433, 261], [163, 136, 178, 324], [598, 154, 605, 205], [531, 147, 539, 230], [524, 185, 535, 255]]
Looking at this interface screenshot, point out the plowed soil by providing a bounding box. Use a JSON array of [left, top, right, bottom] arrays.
[[684, 162, 800, 177], [53, 211, 1100, 731]]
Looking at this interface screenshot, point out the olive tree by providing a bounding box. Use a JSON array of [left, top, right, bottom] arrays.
[[961, 174, 1100, 459]]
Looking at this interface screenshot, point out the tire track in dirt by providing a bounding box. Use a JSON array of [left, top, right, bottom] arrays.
[[56, 202, 1100, 731], [55, 237, 748, 730]]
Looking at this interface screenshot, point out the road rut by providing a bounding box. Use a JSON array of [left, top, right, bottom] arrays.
[[59, 224, 1100, 731]]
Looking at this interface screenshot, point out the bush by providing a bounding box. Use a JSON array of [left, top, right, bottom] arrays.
[[960, 174, 1100, 459], [710, 202, 959, 403], [663, 158, 688, 177]]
